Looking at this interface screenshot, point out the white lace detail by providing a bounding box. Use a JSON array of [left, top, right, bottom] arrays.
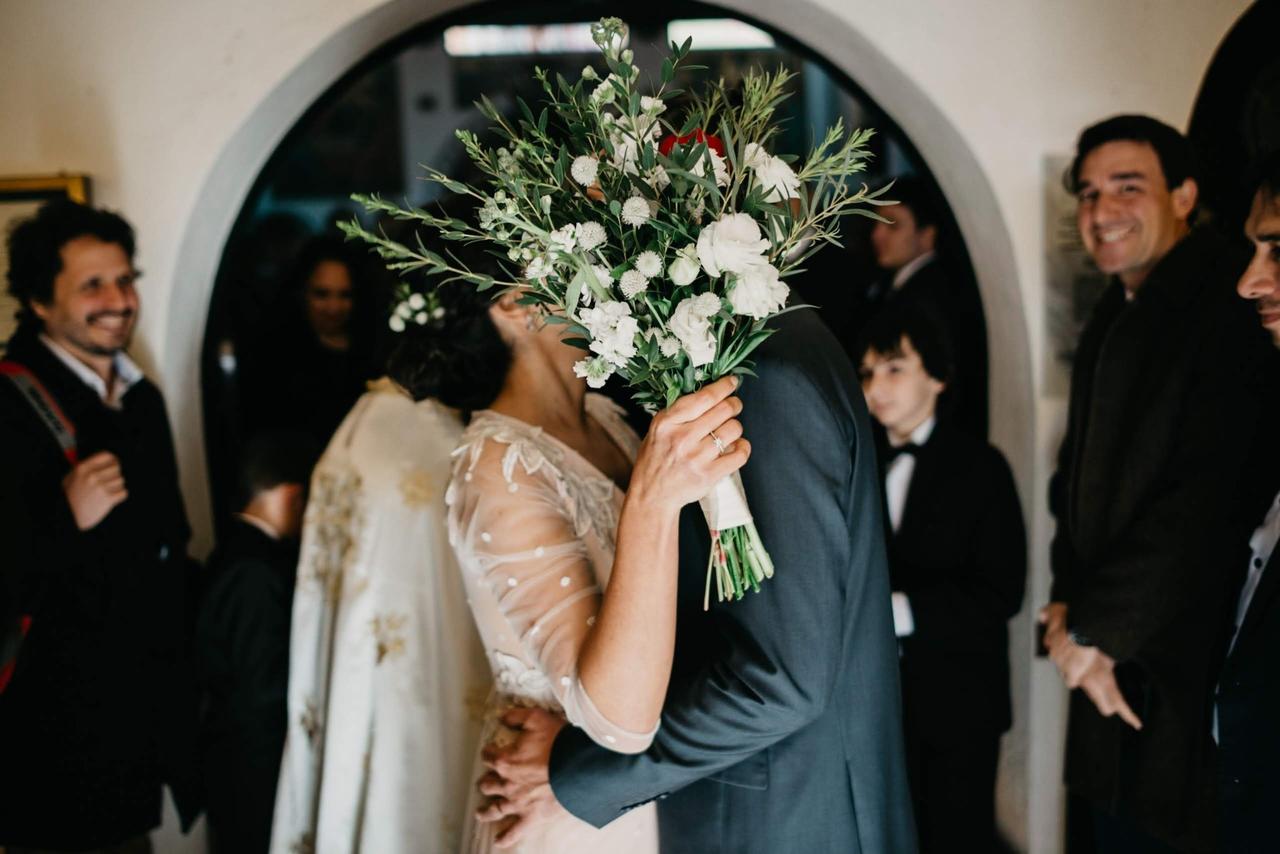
[[490, 650, 559, 708]]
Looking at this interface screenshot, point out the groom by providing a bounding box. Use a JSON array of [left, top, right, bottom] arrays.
[[477, 308, 918, 852]]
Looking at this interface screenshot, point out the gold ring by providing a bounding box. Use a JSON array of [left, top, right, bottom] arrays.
[[709, 430, 727, 455]]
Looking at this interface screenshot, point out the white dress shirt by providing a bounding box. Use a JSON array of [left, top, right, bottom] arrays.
[[891, 250, 936, 292], [886, 415, 936, 637], [39, 334, 143, 409]]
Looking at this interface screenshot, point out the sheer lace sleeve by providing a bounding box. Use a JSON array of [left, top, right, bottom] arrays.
[[447, 426, 657, 753]]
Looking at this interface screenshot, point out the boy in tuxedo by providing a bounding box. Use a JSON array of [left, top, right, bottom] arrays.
[[858, 304, 1026, 852]]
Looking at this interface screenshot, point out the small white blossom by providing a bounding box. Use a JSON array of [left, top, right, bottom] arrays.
[[619, 269, 648, 299], [541, 195, 553, 214], [389, 315, 406, 333], [414, 311, 428, 325], [634, 250, 663, 279], [644, 165, 670, 193], [668, 293, 722, 367], [580, 300, 639, 368], [407, 293, 426, 310], [667, 244, 701, 287], [395, 302, 413, 319], [573, 356, 613, 388], [640, 96, 665, 114], [590, 75, 619, 106], [525, 255, 553, 280], [690, 150, 730, 188], [581, 65, 598, 81], [587, 264, 614, 290], [431, 306, 446, 320], [728, 262, 790, 319], [547, 225, 577, 253], [646, 328, 681, 358], [571, 155, 599, 187], [697, 213, 771, 278], [575, 221, 607, 252], [621, 196, 650, 227], [743, 142, 802, 202]]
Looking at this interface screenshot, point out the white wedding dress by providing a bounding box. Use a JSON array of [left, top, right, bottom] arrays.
[[446, 393, 659, 854]]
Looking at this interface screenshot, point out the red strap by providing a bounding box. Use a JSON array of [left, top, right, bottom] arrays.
[[0, 360, 78, 465]]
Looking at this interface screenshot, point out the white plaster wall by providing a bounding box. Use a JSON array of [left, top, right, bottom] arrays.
[[0, 1, 1249, 851]]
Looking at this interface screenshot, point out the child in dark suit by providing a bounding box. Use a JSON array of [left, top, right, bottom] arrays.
[[858, 305, 1026, 853]]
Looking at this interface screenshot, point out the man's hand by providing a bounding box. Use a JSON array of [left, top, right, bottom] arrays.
[[475, 707, 569, 849], [62, 451, 127, 530], [1039, 603, 1142, 731]]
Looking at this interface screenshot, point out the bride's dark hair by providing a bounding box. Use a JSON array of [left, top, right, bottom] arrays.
[[385, 236, 512, 413]]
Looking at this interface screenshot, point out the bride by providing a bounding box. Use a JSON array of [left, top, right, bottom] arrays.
[[390, 264, 748, 853]]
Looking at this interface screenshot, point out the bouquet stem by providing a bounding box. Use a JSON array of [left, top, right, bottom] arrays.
[[699, 474, 775, 609]]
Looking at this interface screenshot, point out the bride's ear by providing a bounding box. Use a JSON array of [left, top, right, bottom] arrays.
[[488, 291, 532, 342]]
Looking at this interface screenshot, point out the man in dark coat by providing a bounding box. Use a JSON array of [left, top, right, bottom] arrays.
[[0, 201, 199, 851], [1041, 115, 1268, 853], [1215, 156, 1280, 853], [853, 177, 989, 437], [858, 305, 1026, 852], [197, 433, 314, 854], [472, 309, 917, 853]]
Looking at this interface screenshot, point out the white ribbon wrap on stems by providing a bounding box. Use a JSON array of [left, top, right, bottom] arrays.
[[698, 471, 754, 531]]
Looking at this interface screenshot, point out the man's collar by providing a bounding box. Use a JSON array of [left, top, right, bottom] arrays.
[[889, 413, 937, 448], [891, 251, 937, 291], [38, 334, 144, 408]]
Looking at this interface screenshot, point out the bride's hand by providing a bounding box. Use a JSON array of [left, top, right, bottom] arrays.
[[627, 375, 751, 514]]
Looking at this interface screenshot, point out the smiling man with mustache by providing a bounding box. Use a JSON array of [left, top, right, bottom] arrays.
[[0, 200, 199, 852], [1040, 115, 1271, 854]]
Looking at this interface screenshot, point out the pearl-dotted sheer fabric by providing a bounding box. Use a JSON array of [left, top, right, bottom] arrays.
[[447, 393, 658, 854]]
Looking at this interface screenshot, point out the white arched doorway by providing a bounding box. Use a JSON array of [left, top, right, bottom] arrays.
[[165, 0, 1036, 845]]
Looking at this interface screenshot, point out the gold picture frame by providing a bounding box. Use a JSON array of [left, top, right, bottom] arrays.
[[1, 173, 92, 343]]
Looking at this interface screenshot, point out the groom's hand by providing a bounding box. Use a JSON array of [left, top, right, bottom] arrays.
[[476, 707, 569, 848]]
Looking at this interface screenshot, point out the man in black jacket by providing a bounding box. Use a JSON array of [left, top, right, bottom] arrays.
[[858, 177, 988, 437], [1041, 115, 1267, 853], [197, 433, 314, 854], [859, 305, 1025, 852], [1215, 155, 1280, 853], [0, 201, 199, 851]]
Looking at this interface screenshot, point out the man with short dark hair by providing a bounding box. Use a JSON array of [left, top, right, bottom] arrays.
[[1041, 115, 1267, 852], [859, 305, 1025, 852], [862, 177, 988, 436], [197, 432, 316, 854], [1215, 152, 1280, 852], [0, 200, 198, 851]]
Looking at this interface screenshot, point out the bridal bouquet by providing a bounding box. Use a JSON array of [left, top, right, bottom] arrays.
[[341, 17, 888, 606]]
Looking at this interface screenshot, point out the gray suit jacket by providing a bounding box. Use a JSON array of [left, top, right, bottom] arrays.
[[549, 309, 917, 853]]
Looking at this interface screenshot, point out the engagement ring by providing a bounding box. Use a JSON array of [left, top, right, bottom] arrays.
[[709, 430, 727, 456]]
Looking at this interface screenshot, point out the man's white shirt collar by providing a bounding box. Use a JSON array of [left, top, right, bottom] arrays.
[[39, 334, 143, 409], [891, 251, 937, 292], [889, 413, 937, 449]]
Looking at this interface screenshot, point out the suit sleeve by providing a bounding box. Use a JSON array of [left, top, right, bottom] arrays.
[[901, 448, 1026, 641], [549, 357, 855, 827]]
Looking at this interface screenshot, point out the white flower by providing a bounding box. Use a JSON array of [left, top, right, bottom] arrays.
[[743, 142, 802, 202], [728, 261, 789, 319], [619, 269, 648, 298], [668, 292, 722, 367], [573, 356, 613, 389], [667, 243, 701, 287], [634, 250, 662, 279], [590, 75, 619, 106], [696, 213, 771, 278], [431, 306, 446, 320], [609, 131, 641, 175], [646, 328, 681, 358], [587, 264, 614, 291], [579, 300, 639, 368], [644, 165, 670, 193], [389, 314, 406, 333], [640, 96, 665, 114], [571, 155, 599, 187], [525, 255, 553, 280], [581, 65, 598, 81], [621, 196, 650, 227], [690, 150, 730, 187], [395, 301, 413, 319], [547, 224, 577, 253], [414, 311, 428, 325], [407, 292, 426, 310], [575, 221, 607, 252]]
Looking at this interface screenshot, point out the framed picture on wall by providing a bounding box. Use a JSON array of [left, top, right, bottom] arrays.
[[0, 174, 92, 345]]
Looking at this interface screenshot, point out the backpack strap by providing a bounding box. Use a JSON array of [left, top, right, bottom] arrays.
[[0, 360, 79, 465]]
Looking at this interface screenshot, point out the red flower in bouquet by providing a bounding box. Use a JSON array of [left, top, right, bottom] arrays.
[[659, 128, 726, 158]]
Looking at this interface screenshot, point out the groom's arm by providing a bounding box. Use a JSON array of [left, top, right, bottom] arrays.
[[549, 357, 858, 827]]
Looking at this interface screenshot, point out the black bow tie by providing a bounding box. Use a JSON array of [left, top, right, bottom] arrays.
[[887, 442, 920, 462]]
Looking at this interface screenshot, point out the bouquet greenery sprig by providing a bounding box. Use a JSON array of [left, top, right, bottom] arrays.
[[341, 17, 890, 606]]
